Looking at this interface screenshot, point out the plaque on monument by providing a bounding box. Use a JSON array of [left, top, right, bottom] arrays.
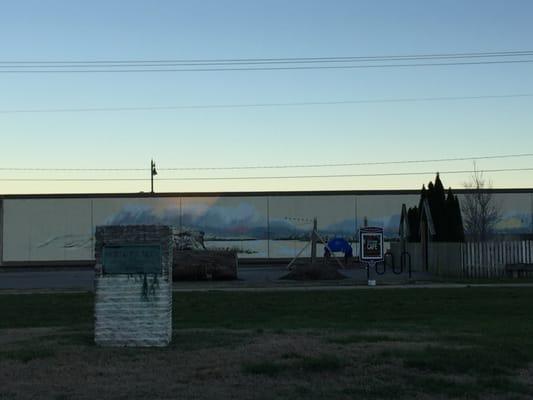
[[103, 245, 162, 275]]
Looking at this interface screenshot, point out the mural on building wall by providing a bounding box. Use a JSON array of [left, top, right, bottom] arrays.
[[452, 193, 533, 236], [2, 191, 532, 262], [492, 193, 532, 234]]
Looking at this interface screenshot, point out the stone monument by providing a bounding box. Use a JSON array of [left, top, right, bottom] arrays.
[[94, 225, 173, 347]]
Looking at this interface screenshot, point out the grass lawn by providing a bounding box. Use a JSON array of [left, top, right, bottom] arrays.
[[1, 288, 532, 399]]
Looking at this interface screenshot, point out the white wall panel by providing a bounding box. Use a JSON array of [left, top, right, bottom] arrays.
[[3, 199, 92, 261]]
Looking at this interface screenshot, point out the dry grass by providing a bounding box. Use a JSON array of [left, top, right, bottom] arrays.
[[0, 329, 388, 400], [0, 328, 531, 400], [2, 288, 533, 399]]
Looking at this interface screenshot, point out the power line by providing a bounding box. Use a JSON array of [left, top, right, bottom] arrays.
[[0, 167, 532, 181], [1, 153, 532, 172], [1, 93, 532, 114], [0, 167, 146, 172], [158, 167, 533, 180], [2, 50, 532, 65], [1, 59, 532, 73], [4, 52, 533, 68], [162, 153, 533, 171]]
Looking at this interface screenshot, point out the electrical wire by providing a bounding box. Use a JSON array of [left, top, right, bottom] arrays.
[[4, 53, 533, 68], [1, 153, 532, 172], [2, 50, 532, 65], [0, 167, 146, 171], [1, 93, 532, 114], [0, 167, 532, 181], [161, 154, 533, 172], [1, 59, 533, 73]]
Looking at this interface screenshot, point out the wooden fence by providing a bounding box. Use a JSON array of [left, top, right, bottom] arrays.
[[391, 240, 533, 278], [460, 240, 533, 278]]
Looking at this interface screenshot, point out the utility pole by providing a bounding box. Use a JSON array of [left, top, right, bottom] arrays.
[[150, 159, 157, 194], [311, 217, 317, 264]]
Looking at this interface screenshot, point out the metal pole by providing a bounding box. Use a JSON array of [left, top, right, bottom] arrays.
[[150, 160, 154, 194], [287, 241, 311, 270], [0, 199, 4, 267], [311, 217, 317, 264], [150, 159, 157, 194], [267, 196, 270, 259]]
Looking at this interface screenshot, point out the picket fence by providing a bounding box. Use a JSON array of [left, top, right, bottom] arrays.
[[391, 240, 533, 278], [460, 240, 533, 278]]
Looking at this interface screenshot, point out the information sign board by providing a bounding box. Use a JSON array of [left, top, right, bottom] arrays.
[[103, 245, 162, 274], [359, 227, 384, 261]]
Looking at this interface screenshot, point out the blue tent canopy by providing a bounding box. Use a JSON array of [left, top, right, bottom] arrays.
[[327, 237, 352, 254]]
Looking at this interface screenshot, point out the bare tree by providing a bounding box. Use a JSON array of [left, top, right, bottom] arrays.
[[462, 165, 501, 241]]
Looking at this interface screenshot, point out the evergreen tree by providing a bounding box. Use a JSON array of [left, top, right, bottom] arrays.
[[408, 174, 465, 242], [407, 206, 420, 242], [432, 174, 447, 241]]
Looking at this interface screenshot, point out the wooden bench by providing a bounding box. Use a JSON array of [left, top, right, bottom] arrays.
[[505, 263, 533, 278]]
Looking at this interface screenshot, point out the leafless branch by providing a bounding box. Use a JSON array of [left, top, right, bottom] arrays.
[[461, 163, 501, 241]]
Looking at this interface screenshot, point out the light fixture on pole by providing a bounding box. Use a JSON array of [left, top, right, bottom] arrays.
[[150, 159, 158, 194]]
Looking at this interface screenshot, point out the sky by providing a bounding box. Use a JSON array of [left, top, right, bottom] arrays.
[[0, 0, 532, 194]]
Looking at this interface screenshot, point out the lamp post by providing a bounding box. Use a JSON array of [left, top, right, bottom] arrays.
[[150, 159, 157, 194]]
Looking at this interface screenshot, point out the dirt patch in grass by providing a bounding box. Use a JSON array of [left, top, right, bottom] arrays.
[[0, 347, 56, 363], [516, 363, 533, 387], [243, 354, 345, 376], [327, 333, 408, 344], [171, 330, 252, 351], [242, 360, 285, 376], [296, 354, 345, 372], [0, 327, 62, 345], [382, 344, 528, 376]]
